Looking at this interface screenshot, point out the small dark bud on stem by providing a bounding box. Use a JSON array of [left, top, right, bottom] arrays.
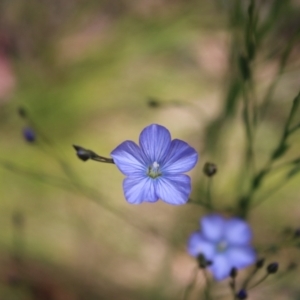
[[73, 145, 91, 161], [197, 253, 212, 269], [73, 145, 114, 164], [18, 107, 27, 118], [294, 228, 300, 238], [267, 262, 279, 274], [203, 162, 217, 177], [22, 127, 36, 143], [230, 267, 237, 278], [236, 289, 247, 299], [256, 258, 265, 269], [147, 98, 160, 108]]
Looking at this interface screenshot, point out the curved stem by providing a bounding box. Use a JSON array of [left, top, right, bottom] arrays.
[[182, 266, 199, 300]]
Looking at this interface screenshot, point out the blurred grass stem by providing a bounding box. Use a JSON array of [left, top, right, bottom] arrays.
[[188, 198, 212, 210], [242, 85, 255, 173], [202, 269, 212, 300], [259, 30, 300, 122], [241, 264, 259, 290], [248, 273, 269, 290], [206, 178, 213, 210], [238, 92, 300, 217], [182, 266, 198, 300], [0, 160, 170, 241]]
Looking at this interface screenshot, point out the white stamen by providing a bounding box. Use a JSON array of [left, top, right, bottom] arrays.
[[147, 161, 162, 178], [152, 161, 159, 169]]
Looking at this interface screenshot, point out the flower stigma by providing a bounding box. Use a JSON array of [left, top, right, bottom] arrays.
[[148, 161, 162, 179], [216, 240, 228, 253]]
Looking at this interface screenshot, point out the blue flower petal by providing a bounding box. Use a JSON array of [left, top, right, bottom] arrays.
[[224, 218, 253, 246], [201, 214, 225, 243], [139, 124, 171, 163], [161, 139, 198, 174], [209, 254, 232, 281], [155, 174, 191, 205], [187, 232, 216, 260], [123, 176, 158, 204], [226, 246, 256, 269], [111, 141, 147, 176]]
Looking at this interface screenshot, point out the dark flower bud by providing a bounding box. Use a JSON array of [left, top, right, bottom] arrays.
[[147, 98, 160, 108], [73, 145, 91, 161], [73, 145, 114, 164], [22, 127, 36, 142], [256, 258, 265, 269], [203, 162, 217, 177], [236, 289, 247, 299], [294, 228, 300, 238], [18, 107, 27, 118], [230, 267, 237, 278], [267, 262, 279, 274], [197, 253, 212, 269]]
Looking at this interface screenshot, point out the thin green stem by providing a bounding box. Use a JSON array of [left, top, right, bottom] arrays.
[[268, 159, 299, 173], [250, 176, 291, 209], [238, 92, 300, 217], [182, 267, 199, 300], [242, 84, 255, 175], [257, 239, 300, 254], [288, 123, 300, 135], [230, 278, 237, 299], [201, 269, 212, 300], [188, 198, 211, 209], [248, 273, 269, 290], [206, 178, 213, 210], [259, 31, 300, 122], [241, 266, 259, 290], [0, 160, 170, 241]]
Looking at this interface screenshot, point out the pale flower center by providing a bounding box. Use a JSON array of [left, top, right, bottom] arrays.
[[147, 161, 162, 179], [216, 240, 228, 253]]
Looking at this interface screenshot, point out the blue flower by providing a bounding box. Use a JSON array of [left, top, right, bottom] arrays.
[[111, 124, 198, 205], [188, 214, 256, 281]]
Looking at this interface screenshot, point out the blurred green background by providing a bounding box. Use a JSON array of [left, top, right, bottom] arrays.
[[1, 0, 300, 299]]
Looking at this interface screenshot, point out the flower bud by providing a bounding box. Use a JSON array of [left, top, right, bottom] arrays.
[[22, 127, 36, 143], [147, 98, 160, 108], [18, 107, 27, 118], [197, 253, 212, 269], [230, 267, 237, 278], [73, 145, 91, 161], [267, 262, 279, 274], [236, 289, 247, 299], [256, 258, 265, 269], [294, 228, 300, 238], [203, 162, 217, 177]]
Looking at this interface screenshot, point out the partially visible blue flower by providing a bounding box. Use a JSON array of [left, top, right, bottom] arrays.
[[22, 127, 36, 143], [111, 124, 198, 205], [188, 214, 256, 281]]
